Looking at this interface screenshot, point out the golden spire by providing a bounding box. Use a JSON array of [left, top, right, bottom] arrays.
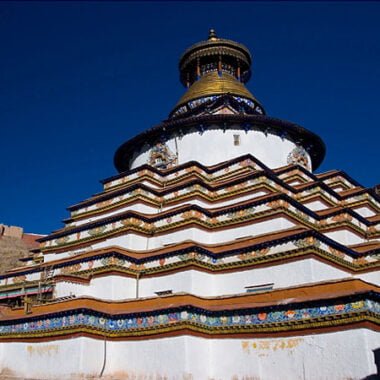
[[208, 28, 218, 40]]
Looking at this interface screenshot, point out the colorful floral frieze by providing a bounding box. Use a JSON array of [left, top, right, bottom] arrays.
[[331, 213, 353, 223], [59, 263, 82, 275], [237, 247, 270, 260], [268, 200, 290, 209], [100, 256, 125, 267], [293, 237, 321, 249], [0, 298, 377, 338], [88, 226, 107, 236]]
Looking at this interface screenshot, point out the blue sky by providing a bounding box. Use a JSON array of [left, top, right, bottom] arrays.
[[1, 2, 379, 234]]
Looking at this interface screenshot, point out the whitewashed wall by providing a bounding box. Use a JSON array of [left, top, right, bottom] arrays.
[[354, 206, 376, 218], [0, 329, 377, 379], [325, 230, 365, 245], [129, 127, 311, 171], [71, 191, 269, 227], [55, 275, 137, 300], [303, 200, 329, 211], [54, 258, 379, 300], [91, 217, 296, 252]]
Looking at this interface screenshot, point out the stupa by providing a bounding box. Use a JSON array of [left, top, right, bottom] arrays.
[[0, 30, 379, 380]]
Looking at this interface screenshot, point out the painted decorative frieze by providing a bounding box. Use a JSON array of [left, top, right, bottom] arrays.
[[42, 196, 380, 254], [0, 296, 377, 339], [0, 230, 377, 299], [101, 155, 261, 192], [148, 142, 178, 170], [287, 146, 310, 170]]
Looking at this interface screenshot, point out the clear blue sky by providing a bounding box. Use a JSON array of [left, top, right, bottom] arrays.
[[1, 2, 379, 234]]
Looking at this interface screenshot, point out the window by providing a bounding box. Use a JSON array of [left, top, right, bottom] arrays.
[[233, 134, 240, 146], [245, 283, 274, 293], [155, 290, 173, 297]]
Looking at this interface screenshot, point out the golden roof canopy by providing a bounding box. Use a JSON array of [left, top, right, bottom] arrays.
[[170, 30, 264, 117], [175, 71, 258, 108]]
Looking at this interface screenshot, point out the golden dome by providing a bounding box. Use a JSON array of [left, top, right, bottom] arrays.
[[175, 71, 258, 109]]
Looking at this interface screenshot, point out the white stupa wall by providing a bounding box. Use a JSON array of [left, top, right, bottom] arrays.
[[70, 191, 270, 227], [89, 217, 297, 252], [55, 275, 137, 300], [325, 230, 365, 245], [43, 225, 369, 269], [0, 329, 377, 379], [129, 127, 312, 171], [354, 206, 377, 218], [302, 200, 329, 211], [44, 217, 297, 263], [54, 259, 379, 300]]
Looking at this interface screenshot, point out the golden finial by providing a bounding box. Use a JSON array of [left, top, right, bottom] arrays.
[[208, 28, 217, 40]]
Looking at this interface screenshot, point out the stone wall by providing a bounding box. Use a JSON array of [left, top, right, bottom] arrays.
[[0, 225, 23, 239], [0, 225, 42, 273]]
